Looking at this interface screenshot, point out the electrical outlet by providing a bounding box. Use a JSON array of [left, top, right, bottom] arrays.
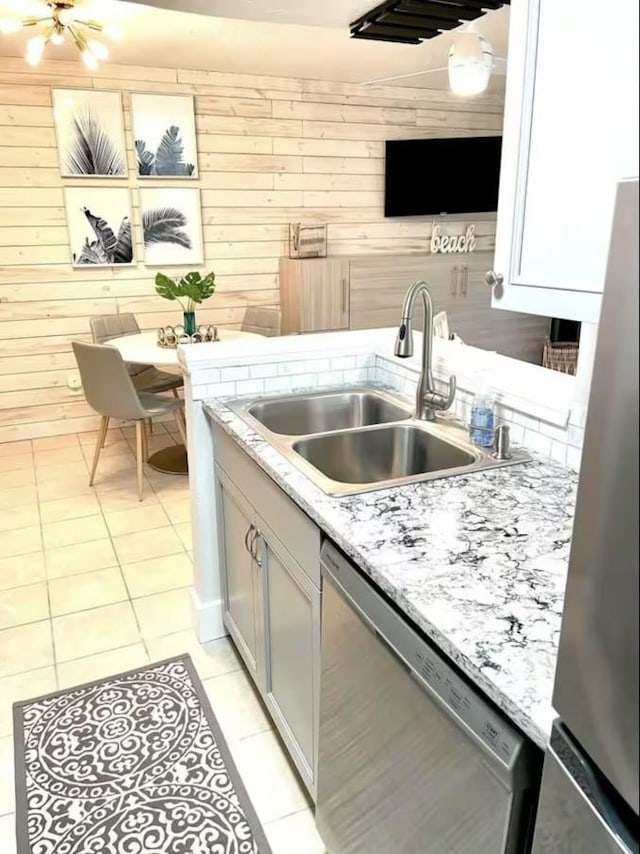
[[67, 374, 82, 395]]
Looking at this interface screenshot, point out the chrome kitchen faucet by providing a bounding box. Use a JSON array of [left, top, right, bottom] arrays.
[[394, 280, 457, 421]]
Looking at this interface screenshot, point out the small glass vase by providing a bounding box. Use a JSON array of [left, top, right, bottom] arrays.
[[183, 311, 196, 337]]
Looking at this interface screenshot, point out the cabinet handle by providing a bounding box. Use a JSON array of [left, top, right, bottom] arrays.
[[244, 524, 254, 554], [341, 277, 348, 315], [462, 265, 468, 297], [450, 266, 458, 296], [484, 270, 504, 289], [251, 530, 263, 568]]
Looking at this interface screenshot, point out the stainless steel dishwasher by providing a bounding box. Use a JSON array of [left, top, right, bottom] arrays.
[[316, 541, 540, 854]]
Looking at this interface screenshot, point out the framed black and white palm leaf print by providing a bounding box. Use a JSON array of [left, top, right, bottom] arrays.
[[139, 187, 203, 266], [64, 187, 134, 267], [52, 90, 127, 178], [131, 93, 198, 179]]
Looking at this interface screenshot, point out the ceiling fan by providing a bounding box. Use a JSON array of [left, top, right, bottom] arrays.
[[363, 23, 507, 96]]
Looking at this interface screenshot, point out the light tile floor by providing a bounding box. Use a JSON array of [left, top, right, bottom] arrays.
[[0, 424, 326, 854]]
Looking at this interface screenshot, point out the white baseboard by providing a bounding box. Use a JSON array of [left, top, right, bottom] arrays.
[[189, 587, 227, 643]]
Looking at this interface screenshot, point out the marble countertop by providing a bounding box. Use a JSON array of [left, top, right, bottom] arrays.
[[204, 398, 578, 749]]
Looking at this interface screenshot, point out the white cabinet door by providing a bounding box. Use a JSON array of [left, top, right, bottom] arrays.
[[257, 527, 320, 797], [493, 0, 639, 322], [217, 474, 262, 686]]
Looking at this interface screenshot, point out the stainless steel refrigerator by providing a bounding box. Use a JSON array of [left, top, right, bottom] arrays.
[[531, 178, 639, 853]]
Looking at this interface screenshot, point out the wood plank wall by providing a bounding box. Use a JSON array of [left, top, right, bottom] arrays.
[[0, 56, 503, 441]]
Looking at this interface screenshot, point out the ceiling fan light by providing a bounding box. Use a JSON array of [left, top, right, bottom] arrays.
[[0, 18, 22, 35], [50, 29, 65, 45], [102, 23, 122, 40], [87, 38, 108, 60], [25, 34, 45, 65], [448, 61, 492, 96], [81, 46, 99, 70], [448, 32, 493, 97]]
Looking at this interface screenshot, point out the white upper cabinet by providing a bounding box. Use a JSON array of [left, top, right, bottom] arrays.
[[491, 0, 639, 322]]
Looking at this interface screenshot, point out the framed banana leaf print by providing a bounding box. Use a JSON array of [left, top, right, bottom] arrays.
[[131, 93, 198, 178], [139, 187, 204, 266], [52, 89, 127, 178], [64, 187, 134, 267]]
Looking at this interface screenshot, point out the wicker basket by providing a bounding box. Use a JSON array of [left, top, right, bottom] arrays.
[[542, 339, 579, 375]]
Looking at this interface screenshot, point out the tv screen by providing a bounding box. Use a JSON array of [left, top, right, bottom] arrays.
[[384, 136, 503, 217]]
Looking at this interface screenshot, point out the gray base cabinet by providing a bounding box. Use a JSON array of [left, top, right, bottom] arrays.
[[259, 527, 320, 789], [214, 424, 321, 799], [218, 478, 263, 688]]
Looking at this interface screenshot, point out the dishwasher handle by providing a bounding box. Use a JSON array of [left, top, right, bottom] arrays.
[[321, 556, 527, 792]]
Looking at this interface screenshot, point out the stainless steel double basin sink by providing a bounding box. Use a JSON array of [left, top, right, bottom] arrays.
[[229, 387, 529, 496]]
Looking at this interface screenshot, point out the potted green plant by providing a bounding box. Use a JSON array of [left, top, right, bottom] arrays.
[[155, 270, 216, 336]]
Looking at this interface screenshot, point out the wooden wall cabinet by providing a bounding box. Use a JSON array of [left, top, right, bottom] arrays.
[[280, 257, 350, 334], [280, 252, 550, 365], [491, 0, 638, 323]]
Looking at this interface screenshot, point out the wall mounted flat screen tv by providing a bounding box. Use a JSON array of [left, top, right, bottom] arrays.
[[384, 136, 503, 217]]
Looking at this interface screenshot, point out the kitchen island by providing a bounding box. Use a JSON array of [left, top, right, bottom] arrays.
[[178, 327, 582, 753], [204, 393, 576, 750]]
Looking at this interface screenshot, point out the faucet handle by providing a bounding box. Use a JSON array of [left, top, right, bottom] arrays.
[[443, 374, 456, 410], [424, 373, 456, 413]]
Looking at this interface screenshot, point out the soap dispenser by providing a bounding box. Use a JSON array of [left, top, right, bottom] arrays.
[[469, 373, 495, 448]]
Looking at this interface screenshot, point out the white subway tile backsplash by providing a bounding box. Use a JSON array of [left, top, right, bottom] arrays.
[[208, 381, 237, 397], [506, 423, 525, 445], [523, 429, 552, 457], [277, 360, 307, 376], [250, 363, 277, 379], [539, 421, 573, 443], [331, 355, 357, 371], [355, 354, 374, 369], [567, 425, 584, 448], [342, 368, 368, 385], [549, 441, 568, 465], [235, 379, 265, 396], [566, 446, 582, 471], [322, 370, 344, 386], [305, 358, 331, 372], [223, 366, 250, 382], [568, 403, 588, 429], [197, 368, 221, 385], [193, 346, 582, 468], [264, 376, 294, 393], [509, 410, 541, 432], [458, 401, 471, 426]]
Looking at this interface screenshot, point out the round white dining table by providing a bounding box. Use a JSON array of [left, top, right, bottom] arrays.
[[107, 330, 263, 475]]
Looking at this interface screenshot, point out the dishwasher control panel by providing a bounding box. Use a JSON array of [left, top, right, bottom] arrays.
[[412, 645, 520, 767]]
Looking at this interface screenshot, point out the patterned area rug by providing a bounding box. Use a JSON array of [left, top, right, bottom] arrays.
[[13, 655, 272, 853]]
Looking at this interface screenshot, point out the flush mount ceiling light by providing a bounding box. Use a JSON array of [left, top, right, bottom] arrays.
[[0, 1, 122, 69]]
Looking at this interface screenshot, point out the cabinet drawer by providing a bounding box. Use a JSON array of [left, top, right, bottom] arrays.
[[213, 424, 321, 587]]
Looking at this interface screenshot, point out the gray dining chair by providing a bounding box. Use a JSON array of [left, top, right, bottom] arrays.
[[241, 306, 281, 337], [90, 313, 183, 396], [72, 341, 187, 501]]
